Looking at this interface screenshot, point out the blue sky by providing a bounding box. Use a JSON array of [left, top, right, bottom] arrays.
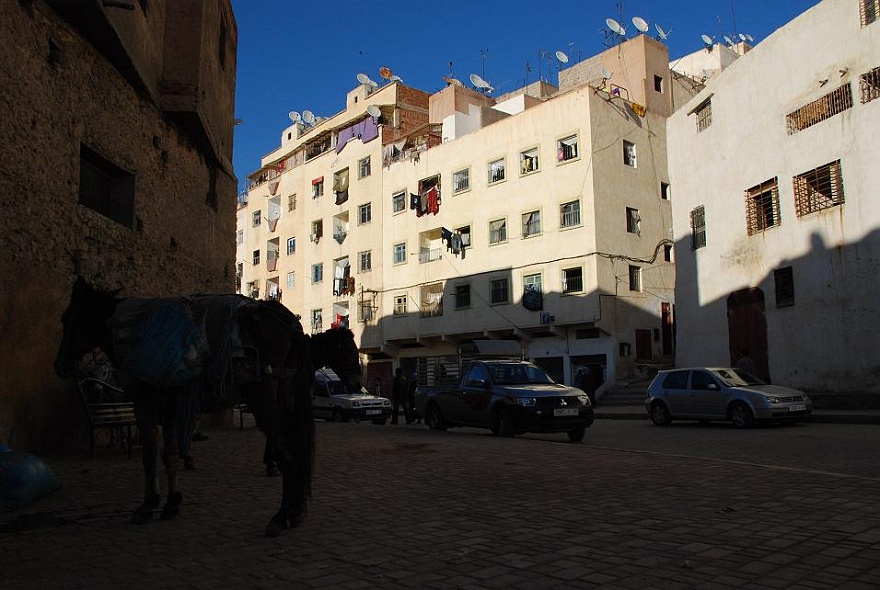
[[229, 0, 821, 187]]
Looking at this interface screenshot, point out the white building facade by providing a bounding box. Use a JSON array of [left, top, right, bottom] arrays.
[[667, 0, 880, 394]]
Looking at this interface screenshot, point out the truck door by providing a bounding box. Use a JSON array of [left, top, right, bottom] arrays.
[[460, 363, 493, 425]]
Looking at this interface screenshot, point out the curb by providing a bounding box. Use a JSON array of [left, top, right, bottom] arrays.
[[594, 409, 880, 425]]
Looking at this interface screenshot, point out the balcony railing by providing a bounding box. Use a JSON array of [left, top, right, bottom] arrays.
[[418, 247, 442, 263]]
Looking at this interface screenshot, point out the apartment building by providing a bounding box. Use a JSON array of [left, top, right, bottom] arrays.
[[239, 34, 696, 391], [0, 0, 238, 451], [667, 0, 880, 395]]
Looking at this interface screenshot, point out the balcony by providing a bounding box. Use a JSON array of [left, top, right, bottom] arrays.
[[419, 247, 442, 264]]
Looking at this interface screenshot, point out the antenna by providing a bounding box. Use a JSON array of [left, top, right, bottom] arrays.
[[606, 17, 626, 37], [356, 72, 370, 85], [632, 16, 649, 33], [366, 105, 382, 118], [555, 50, 569, 64], [288, 110, 301, 124], [655, 23, 670, 41], [302, 110, 315, 125]]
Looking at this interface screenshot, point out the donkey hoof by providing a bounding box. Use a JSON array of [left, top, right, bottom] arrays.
[[160, 491, 183, 520], [131, 493, 161, 524], [265, 520, 283, 537]]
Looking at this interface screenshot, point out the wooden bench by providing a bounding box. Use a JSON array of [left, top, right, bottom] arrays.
[[77, 378, 137, 459]]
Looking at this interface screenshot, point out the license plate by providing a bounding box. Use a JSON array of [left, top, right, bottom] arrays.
[[789, 404, 806, 412], [366, 409, 382, 416], [554, 408, 579, 417]]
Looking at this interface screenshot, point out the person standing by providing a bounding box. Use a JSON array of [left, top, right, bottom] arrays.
[[390, 368, 409, 424], [407, 371, 421, 424]]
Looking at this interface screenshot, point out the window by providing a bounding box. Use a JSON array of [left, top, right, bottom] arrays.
[[629, 265, 642, 292], [489, 218, 507, 245], [310, 219, 323, 242], [333, 168, 350, 204], [393, 242, 407, 265], [661, 182, 671, 200], [490, 278, 510, 304], [560, 200, 581, 228], [522, 210, 542, 238], [78, 145, 135, 228], [252, 210, 261, 227], [562, 267, 583, 294], [745, 178, 781, 235], [520, 148, 539, 174], [523, 273, 543, 310], [860, 0, 879, 26], [793, 160, 844, 217], [622, 140, 637, 167], [653, 75, 664, 93], [662, 370, 689, 389], [420, 283, 443, 318], [392, 191, 406, 213], [288, 193, 297, 211], [488, 158, 506, 184], [311, 177, 324, 198], [358, 203, 372, 225], [557, 135, 579, 162], [237, 229, 243, 245], [690, 206, 707, 250], [786, 85, 853, 134], [664, 244, 673, 262], [523, 273, 542, 294], [286, 272, 295, 290], [774, 266, 795, 308], [393, 295, 407, 315], [286, 237, 296, 255], [311, 263, 323, 283], [310, 309, 323, 334], [454, 284, 471, 310], [252, 249, 260, 265], [452, 168, 470, 193], [358, 156, 371, 179], [626, 207, 641, 235], [358, 250, 372, 272], [694, 98, 712, 132], [859, 66, 880, 103]]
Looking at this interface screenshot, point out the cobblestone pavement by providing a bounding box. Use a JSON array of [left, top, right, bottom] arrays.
[[1, 419, 879, 589]]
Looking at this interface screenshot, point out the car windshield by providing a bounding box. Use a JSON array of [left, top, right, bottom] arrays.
[[488, 364, 554, 385], [713, 368, 766, 387]]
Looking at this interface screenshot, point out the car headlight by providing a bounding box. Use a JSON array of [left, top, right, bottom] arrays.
[[577, 395, 590, 406], [351, 401, 361, 407], [517, 397, 537, 407], [764, 396, 779, 404], [382, 399, 391, 406]]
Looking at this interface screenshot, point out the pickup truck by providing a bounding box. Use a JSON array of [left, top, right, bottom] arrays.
[[416, 360, 594, 442], [312, 369, 392, 424]]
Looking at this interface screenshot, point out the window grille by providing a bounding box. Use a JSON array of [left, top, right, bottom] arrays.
[[490, 278, 509, 304], [560, 200, 581, 228], [310, 310, 323, 334], [488, 159, 505, 183], [562, 268, 583, 293], [288, 193, 296, 211], [489, 219, 507, 244], [793, 160, 844, 217], [860, 0, 879, 26], [522, 211, 541, 237], [691, 206, 706, 250], [786, 85, 853, 134], [774, 266, 794, 308], [454, 284, 471, 309], [860, 66, 880, 103], [695, 99, 712, 132], [453, 168, 470, 193], [745, 178, 781, 235], [628, 265, 642, 292]]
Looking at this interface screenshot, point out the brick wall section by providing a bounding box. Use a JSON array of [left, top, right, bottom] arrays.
[[383, 86, 430, 143], [0, 2, 238, 452]]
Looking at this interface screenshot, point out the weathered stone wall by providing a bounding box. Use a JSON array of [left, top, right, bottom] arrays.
[[0, 2, 237, 453]]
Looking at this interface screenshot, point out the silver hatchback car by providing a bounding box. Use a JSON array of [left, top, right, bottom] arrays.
[[646, 368, 813, 428]]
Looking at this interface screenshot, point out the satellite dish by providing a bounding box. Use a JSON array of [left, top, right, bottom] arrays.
[[738, 33, 747, 41], [632, 16, 649, 33], [379, 66, 393, 80], [724, 35, 734, 45], [302, 110, 315, 125], [366, 105, 382, 118], [469, 73, 489, 89], [701, 34, 714, 45], [555, 50, 569, 64], [390, 75, 403, 83], [655, 23, 669, 40], [601, 67, 613, 80], [288, 110, 301, 124], [356, 73, 370, 85], [744, 33, 754, 42], [606, 17, 626, 36], [443, 76, 463, 87]]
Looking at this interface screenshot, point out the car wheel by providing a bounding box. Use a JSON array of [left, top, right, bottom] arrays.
[[371, 418, 387, 425], [424, 404, 447, 431], [496, 409, 516, 438], [567, 424, 586, 442], [332, 408, 348, 423], [729, 402, 755, 428], [650, 402, 672, 426]]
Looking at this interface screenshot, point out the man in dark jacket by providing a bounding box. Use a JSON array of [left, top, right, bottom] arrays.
[[391, 367, 410, 424]]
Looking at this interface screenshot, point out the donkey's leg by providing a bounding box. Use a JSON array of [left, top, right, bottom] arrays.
[[131, 422, 161, 524], [160, 408, 182, 520]]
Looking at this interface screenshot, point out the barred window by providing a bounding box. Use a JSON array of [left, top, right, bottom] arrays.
[[562, 267, 583, 294], [774, 266, 794, 308], [454, 284, 471, 310], [628, 265, 642, 292], [691, 206, 707, 250], [694, 99, 712, 132], [522, 210, 542, 237], [860, 66, 880, 103], [786, 85, 853, 134], [745, 178, 781, 235], [288, 193, 297, 211], [310, 309, 323, 334], [490, 278, 510, 304], [860, 0, 879, 26], [489, 218, 507, 245], [488, 158, 506, 184], [560, 200, 581, 228], [453, 168, 470, 193], [793, 160, 844, 217]]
